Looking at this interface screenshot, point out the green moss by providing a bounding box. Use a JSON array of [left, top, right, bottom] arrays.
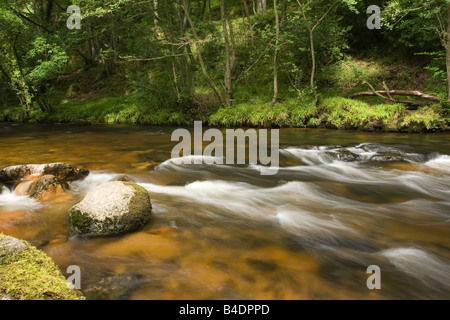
[[67, 209, 94, 234], [0, 234, 85, 300], [122, 182, 152, 229]]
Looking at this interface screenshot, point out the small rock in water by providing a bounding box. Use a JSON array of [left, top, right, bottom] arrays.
[[369, 153, 406, 163], [83, 273, 143, 300], [328, 150, 360, 162], [357, 143, 402, 154], [14, 175, 70, 201]]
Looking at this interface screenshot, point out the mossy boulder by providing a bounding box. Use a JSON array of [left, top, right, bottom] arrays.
[[14, 175, 70, 201], [0, 234, 85, 300], [0, 163, 89, 185], [66, 181, 152, 237]]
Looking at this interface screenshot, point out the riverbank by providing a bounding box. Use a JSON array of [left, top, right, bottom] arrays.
[[1, 93, 449, 133]]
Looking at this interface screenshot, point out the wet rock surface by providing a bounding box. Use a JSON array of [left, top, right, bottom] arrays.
[[66, 181, 152, 237]]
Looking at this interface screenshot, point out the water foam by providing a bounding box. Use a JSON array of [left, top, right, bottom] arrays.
[[425, 154, 450, 173], [0, 188, 41, 211], [381, 247, 450, 287]]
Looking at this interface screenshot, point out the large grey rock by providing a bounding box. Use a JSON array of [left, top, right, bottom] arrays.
[[0, 163, 89, 184], [66, 181, 152, 237]]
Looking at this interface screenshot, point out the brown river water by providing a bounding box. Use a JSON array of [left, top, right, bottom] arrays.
[[0, 123, 449, 299]]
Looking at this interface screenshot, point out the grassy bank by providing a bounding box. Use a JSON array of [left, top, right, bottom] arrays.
[[1, 93, 448, 132]]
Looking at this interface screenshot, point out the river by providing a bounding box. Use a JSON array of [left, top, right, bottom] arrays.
[[0, 123, 449, 299]]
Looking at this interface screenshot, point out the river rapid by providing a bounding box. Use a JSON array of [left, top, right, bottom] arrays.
[[0, 123, 449, 299]]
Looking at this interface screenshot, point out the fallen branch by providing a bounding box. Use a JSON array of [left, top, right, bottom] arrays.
[[349, 81, 441, 109]]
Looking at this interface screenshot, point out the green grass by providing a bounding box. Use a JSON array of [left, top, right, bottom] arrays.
[[399, 104, 447, 131], [208, 98, 318, 127], [319, 97, 406, 130], [0, 93, 191, 125], [2, 93, 446, 132], [52, 94, 190, 125], [319, 97, 446, 131]]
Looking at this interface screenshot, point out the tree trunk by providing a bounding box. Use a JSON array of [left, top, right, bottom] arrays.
[[297, 0, 337, 105], [182, 0, 225, 106], [281, 0, 287, 20], [447, 1, 450, 103], [308, 27, 318, 104], [242, 0, 255, 47], [256, 0, 267, 14], [208, 0, 212, 22], [9, 38, 33, 116], [220, 0, 235, 106], [271, 0, 280, 107]]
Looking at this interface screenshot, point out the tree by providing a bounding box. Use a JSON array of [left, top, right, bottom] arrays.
[[242, 0, 255, 47], [384, 0, 450, 103], [220, 0, 236, 106], [255, 0, 268, 14], [182, 0, 225, 106], [271, 0, 280, 106], [296, 0, 339, 104]]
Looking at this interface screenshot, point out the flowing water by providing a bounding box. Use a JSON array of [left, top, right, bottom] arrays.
[[0, 123, 449, 300]]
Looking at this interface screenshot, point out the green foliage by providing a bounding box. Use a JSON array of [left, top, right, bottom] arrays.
[[25, 37, 69, 92], [441, 101, 450, 118], [0, 0, 447, 132], [400, 105, 446, 131]]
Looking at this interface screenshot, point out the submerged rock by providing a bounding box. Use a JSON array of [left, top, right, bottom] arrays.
[[66, 181, 152, 237], [369, 153, 406, 163], [328, 150, 360, 162], [357, 143, 402, 154], [110, 175, 135, 182], [14, 175, 70, 201], [83, 273, 143, 300], [0, 163, 89, 184]]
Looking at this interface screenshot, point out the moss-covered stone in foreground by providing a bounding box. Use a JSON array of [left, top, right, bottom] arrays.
[[0, 234, 85, 300]]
